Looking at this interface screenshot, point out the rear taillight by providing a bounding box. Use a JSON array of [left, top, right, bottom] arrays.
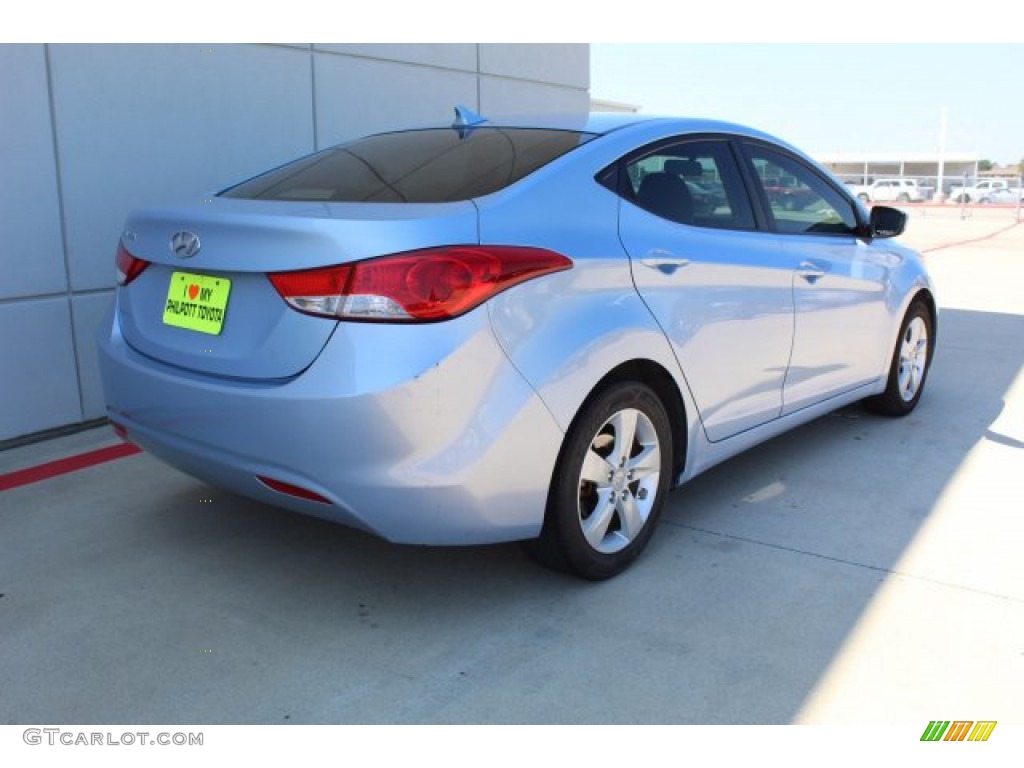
[[268, 246, 572, 322], [116, 243, 150, 286]]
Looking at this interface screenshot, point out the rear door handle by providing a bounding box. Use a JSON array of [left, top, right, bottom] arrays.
[[798, 260, 827, 283], [640, 250, 690, 274]]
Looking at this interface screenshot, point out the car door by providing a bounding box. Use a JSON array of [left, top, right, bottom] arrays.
[[615, 137, 795, 443], [739, 141, 893, 414]]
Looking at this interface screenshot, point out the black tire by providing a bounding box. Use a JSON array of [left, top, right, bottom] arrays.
[[524, 381, 673, 580], [864, 300, 934, 417], [898, 192, 910, 203], [857, 193, 870, 203]]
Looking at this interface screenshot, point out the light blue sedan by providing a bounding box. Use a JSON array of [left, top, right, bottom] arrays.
[[97, 109, 936, 579]]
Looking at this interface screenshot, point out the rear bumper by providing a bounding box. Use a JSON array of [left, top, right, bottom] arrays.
[[96, 300, 565, 545]]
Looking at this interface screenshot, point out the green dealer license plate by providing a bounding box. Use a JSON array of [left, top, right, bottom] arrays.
[[163, 272, 231, 335]]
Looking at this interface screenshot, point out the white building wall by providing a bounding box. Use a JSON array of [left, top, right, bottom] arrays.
[[0, 43, 590, 442]]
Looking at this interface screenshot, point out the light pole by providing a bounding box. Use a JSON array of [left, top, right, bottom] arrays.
[[935, 106, 947, 203]]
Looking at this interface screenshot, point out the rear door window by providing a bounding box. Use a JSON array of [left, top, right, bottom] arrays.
[[220, 128, 596, 203], [619, 139, 756, 230]]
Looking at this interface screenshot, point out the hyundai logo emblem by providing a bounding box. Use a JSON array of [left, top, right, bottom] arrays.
[[170, 230, 201, 259]]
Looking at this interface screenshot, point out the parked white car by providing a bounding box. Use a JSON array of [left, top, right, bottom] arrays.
[[849, 178, 930, 203], [949, 179, 1019, 204], [978, 187, 1024, 205]]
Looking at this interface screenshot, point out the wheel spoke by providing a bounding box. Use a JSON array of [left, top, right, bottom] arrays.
[[911, 361, 923, 393], [580, 448, 613, 486], [904, 376, 914, 398], [609, 409, 638, 467], [911, 319, 925, 349], [582, 489, 616, 549], [905, 319, 927, 360], [625, 443, 661, 481], [616, 491, 644, 541]]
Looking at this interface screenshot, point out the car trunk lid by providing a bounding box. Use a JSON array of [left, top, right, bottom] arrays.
[[117, 198, 479, 379]]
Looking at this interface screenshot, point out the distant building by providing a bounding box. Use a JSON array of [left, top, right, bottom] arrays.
[[979, 164, 1022, 179], [814, 152, 980, 193]]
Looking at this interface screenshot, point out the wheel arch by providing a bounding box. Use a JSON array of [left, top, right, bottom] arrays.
[[570, 359, 689, 482], [910, 287, 938, 351], [525, 360, 687, 578]]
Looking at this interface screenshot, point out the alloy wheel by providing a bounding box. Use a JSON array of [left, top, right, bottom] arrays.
[[897, 316, 929, 402], [576, 408, 661, 554]]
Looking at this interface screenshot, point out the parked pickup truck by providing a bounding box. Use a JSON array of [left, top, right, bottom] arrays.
[[947, 179, 1017, 204], [846, 178, 931, 203]]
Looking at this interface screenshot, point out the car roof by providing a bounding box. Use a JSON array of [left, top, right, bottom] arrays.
[[480, 112, 662, 134], [375, 111, 780, 141], [483, 113, 805, 156]]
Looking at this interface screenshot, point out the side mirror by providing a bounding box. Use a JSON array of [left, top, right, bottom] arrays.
[[869, 205, 906, 239]]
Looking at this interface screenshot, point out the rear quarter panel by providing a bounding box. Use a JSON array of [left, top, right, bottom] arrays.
[[476, 142, 701, 476]]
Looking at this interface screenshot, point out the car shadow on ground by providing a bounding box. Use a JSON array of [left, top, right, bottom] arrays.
[[1, 308, 1020, 725]]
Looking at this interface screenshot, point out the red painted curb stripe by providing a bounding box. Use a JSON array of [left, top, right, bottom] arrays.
[[922, 220, 1023, 254], [0, 442, 142, 492], [868, 202, 1023, 209]]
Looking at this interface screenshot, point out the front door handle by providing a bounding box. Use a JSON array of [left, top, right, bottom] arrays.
[[640, 250, 690, 275]]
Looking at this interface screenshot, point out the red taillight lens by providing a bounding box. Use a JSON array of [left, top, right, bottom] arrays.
[[268, 246, 572, 322], [115, 243, 150, 286]]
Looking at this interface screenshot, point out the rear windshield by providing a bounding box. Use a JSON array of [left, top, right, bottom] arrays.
[[219, 128, 597, 203]]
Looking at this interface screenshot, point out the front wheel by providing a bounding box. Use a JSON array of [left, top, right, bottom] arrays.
[[864, 300, 934, 417], [524, 381, 673, 580]]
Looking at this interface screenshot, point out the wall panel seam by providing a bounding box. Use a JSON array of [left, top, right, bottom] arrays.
[[310, 47, 319, 151], [478, 73, 590, 91], [43, 43, 86, 423], [311, 48, 482, 77], [0, 288, 115, 307]]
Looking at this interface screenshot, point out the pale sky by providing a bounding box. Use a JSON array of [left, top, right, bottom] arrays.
[[7, 4, 1022, 164], [591, 44, 1024, 165]]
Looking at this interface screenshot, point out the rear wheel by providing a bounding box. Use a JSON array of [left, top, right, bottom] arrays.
[[864, 300, 933, 416], [898, 192, 911, 203], [524, 381, 672, 580]]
